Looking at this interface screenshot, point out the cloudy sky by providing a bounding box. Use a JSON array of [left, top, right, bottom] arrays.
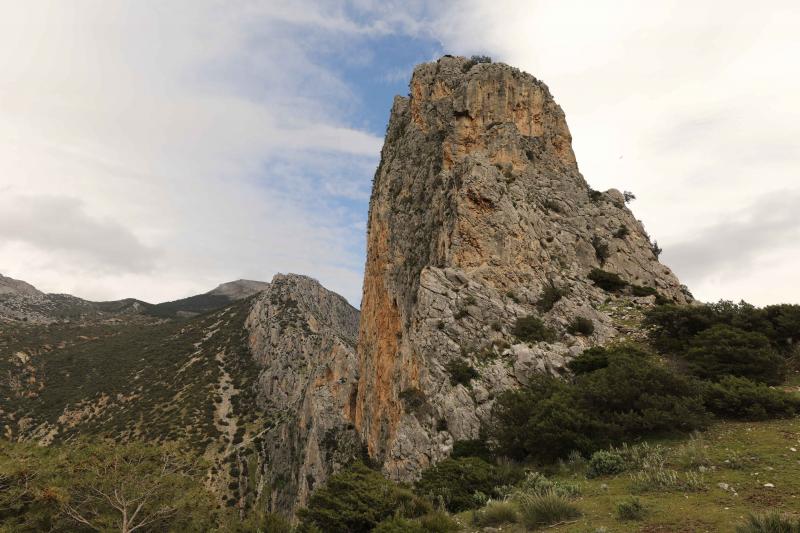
[[0, 1, 797, 306]]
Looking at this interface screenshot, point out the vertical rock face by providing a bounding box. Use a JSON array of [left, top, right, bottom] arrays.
[[245, 274, 362, 511], [355, 56, 690, 480]]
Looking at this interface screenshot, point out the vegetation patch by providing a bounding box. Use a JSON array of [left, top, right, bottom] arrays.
[[511, 315, 555, 343], [588, 268, 628, 292]]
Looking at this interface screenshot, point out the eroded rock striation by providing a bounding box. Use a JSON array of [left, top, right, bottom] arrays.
[[355, 56, 690, 480]]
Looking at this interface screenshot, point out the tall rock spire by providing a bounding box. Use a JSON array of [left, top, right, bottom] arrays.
[[355, 55, 690, 480]]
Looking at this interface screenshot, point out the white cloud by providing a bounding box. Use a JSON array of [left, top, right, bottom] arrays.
[[0, 0, 384, 304], [422, 0, 800, 305]]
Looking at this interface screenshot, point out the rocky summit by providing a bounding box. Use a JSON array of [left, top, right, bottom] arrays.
[[355, 55, 691, 481]]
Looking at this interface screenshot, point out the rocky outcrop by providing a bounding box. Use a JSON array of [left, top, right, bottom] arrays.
[[355, 56, 691, 481], [208, 279, 271, 300], [245, 274, 362, 512]]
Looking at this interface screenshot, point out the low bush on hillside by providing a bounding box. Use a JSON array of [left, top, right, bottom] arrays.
[[631, 284, 658, 297], [373, 516, 426, 533], [685, 324, 785, 384], [566, 346, 612, 375], [587, 450, 625, 478], [736, 511, 800, 533], [489, 347, 709, 461], [445, 359, 479, 387], [452, 439, 494, 461], [567, 316, 594, 336], [418, 511, 460, 532], [616, 496, 647, 520], [645, 300, 800, 353], [703, 375, 800, 420], [512, 315, 555, 343], [536, 283, 567, 312], [414, 457, 503, 512], [472, 500, 518, 526], [515, 491, 580, 529], [588, 269, 627, 292], [298, 462, 428, 533]]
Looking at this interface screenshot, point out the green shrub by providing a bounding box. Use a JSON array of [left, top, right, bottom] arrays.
[[703, 375, 799, 420], [588, 189, 603, 201], [298, 462, 418, 533], [462, 54, 492, 72], [614, 225, 630, 239], [490, 347, 709, 462], [631, 284, 658, 297], [512, 315, 555, 343], [512, 471, 581, 499], [587, 450, 625, 478], [566, 347, 610, 375], [616, 496, 646, 520], [567, 317, 594, 336], [516, 491, 580, 528], [736, 511, 800, 533], [418, 511, 460, 532], [536, 283, 567, 312], [591, 236, 610, 264], [452, 439, 494, 461], [472, 500, 518, 526], [415, 457, 501, 512], [645, 300, 800, 354], [629, 466, 705, 493], [588, 269, 627, 292], [686, 325, 785, 384], [445, 359, 479, 387], [373, 516, 426, 533]]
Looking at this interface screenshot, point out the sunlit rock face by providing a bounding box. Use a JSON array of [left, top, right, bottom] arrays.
[[355, 55, 690, 481]]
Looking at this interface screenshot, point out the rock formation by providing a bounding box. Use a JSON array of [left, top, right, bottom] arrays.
[[355, 56, 691, 480], [245, 274, 362, 511]]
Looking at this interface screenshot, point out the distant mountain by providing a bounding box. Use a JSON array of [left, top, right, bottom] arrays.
[[146, 279, 270, 317], [0, 274, 270, 322], [1, 273, 360, 514]]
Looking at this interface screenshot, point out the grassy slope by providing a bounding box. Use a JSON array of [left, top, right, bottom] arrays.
[[454, 418, 800, 532]]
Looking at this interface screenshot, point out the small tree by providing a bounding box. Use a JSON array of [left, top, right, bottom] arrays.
[[60, 441, 213, 533], [623, 191, 636, 203]]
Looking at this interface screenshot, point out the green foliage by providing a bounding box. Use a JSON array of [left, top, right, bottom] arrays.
[[567, 316, 594, 336], [415, 457, 502, 512], [452, 439, 494, 462], [0, 439, 220, 533], [472, 500, 518, 526], [587, 450, 625, 478], [736, 512, 800, 533], [591, 236, 611, 264], [512, 315, 555, 343], [703, 375, 800, 420], [628, 466, 705, 493], [489, 347, 709, 462], [623, 191, 637, 203], [616, 496, 646, 520], [298, 462, 425, 533], [515, 491, 580, 528], [462, 54, 492, 72], [445, 359, 479, 387], [686, 324, 785, 384], [645, 300, 800, 353], [536, 283, 566, 312], [418, 511, 460, 532], [588, 269, 627, 292], [614, 225, 630, 239], [511, 471, 581, 499], [373, 516, 426, 533], [566, 347, 610, 375], [588, 189, 603, 201], [651, 240, 663, 258], [631, 284, 658, 297]]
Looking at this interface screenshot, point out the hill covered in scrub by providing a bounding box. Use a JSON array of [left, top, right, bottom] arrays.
[[2, 55, 799, 532]]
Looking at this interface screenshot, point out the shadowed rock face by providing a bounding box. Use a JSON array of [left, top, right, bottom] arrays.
[[355, 56, 690, 481]]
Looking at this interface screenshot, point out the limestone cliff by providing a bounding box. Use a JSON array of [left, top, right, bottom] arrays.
[[245, 274, 362, 512], [355, 56, 691, 480]]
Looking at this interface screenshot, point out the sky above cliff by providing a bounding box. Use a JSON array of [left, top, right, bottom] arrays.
[[1, 1, 798, 306]]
